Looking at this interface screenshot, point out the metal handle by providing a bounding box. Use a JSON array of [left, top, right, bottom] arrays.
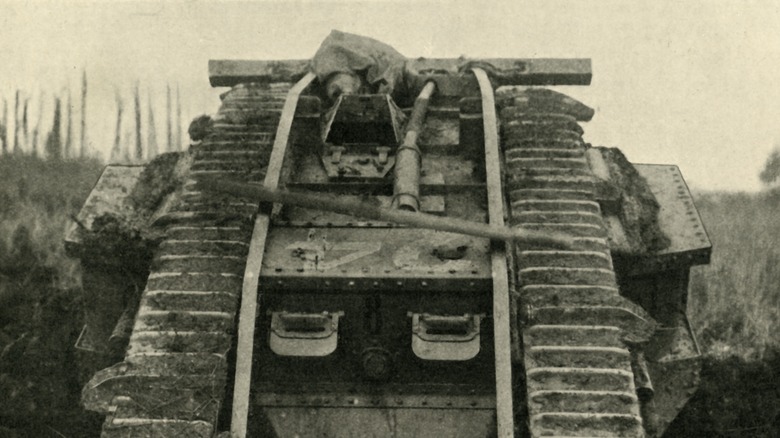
[[410, 313, 483, 361], [269, 311, 344, 357]]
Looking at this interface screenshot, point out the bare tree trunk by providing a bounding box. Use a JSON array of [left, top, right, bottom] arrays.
[[176, 82, 182, 150], [13, 90, 20, 154], [65, 89, 74, 159], [32, 92, 45, 158], [111, 92, 123, 162], [80, 69, 87, 158], [45, 97, 62, 160], [134, 82, 142, 162], [147, 92, 158, 158], [166, 83, 172, 152], [21, 97, 29, 154], [1, 98, 7, 154]]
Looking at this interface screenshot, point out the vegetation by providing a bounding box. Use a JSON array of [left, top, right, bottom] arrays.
[[664, 188, 780, 437], [0, 154, 104, 437]]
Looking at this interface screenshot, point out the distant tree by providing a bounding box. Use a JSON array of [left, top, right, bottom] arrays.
[[1, 97, 7, 153], [111, 92, 123, 162], [166, 83, 172, 152], [31, 92, 45, 157], [13, 90, 20, 154], [175, 83, 182, 150], [45, 97, 62, 160], [65, 88, 74, 159], [759, 147, 780, 186], [80, 69, 87, 157], [21, 97, 29, 152], [134, 82, 142, 161], [147, 92, 158, 158]]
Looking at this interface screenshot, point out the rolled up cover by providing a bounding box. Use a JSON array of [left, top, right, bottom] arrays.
[[310, 30, 408, 100]]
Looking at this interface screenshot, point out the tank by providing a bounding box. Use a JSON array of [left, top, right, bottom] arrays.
[[66, 32, 711, 437]]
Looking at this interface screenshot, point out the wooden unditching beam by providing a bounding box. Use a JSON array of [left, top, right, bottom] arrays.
[[209, 58, 592, 88]]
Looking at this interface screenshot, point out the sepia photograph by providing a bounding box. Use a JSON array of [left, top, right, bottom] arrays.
[[0, 1, 778, 437]]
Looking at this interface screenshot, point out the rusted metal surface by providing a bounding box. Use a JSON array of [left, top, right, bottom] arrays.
[[260, 406, 496, 437]]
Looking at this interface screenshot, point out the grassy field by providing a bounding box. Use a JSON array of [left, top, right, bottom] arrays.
[[686, 190, 780, 359], [666, 188, 780, 437], [0, 154, 778, 436]]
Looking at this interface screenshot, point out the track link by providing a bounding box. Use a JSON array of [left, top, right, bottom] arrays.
[[82, 83, 290, 437], [498, 89, 655, 437]]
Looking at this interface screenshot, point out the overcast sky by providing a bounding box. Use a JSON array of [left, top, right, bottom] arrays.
[[2, 0, 779, 191]]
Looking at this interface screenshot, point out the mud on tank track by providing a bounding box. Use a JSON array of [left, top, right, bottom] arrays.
[[81, 82, 290, 438], [497, 88, 656, 437]]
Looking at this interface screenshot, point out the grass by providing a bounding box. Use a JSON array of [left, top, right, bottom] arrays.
[[0, 155, 103, 290], [687, 189, 780, 359]]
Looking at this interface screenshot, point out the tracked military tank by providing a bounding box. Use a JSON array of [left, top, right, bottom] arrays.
[[67, 31, 711, 437]]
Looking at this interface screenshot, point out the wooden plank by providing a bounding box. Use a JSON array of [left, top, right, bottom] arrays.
[[209, 58, 591, 87], [472, 67, 515, 438], [209, 59, 310, 87], [230, 72, 316, 438]]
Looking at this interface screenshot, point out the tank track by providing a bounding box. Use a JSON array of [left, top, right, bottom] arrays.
[[498, 89, 657, 437], [82, 83, 290, 437]]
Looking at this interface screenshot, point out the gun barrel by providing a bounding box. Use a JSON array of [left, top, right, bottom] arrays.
[[196, 177, 574, 249]]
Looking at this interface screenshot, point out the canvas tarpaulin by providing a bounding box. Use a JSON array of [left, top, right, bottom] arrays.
[[310, 30, 408, 100]]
